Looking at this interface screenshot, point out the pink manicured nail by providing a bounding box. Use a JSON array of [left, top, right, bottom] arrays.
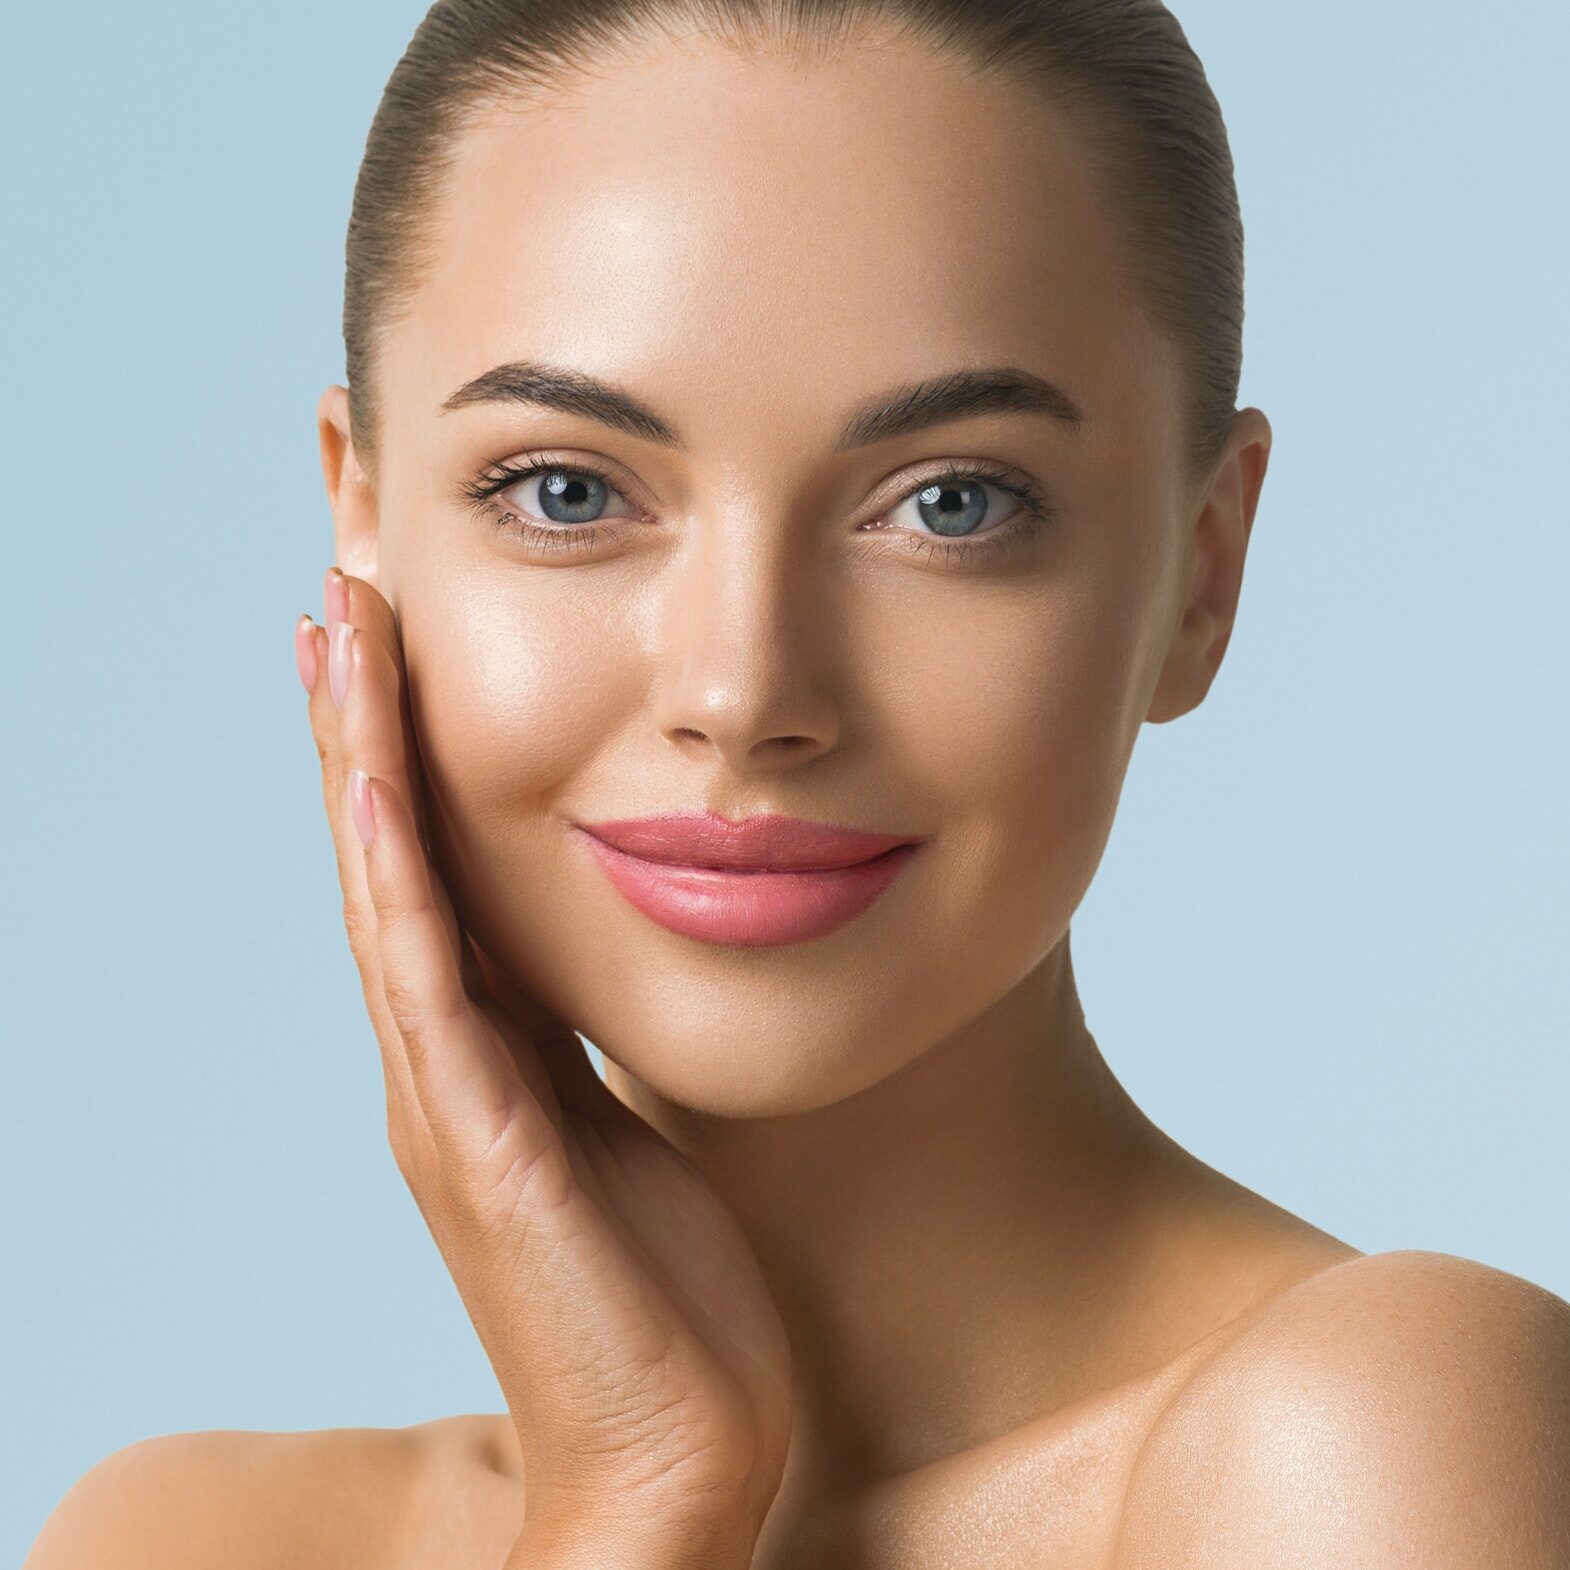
[[348, 770, 375, 847], [329, 620, 353, 707], [324, 567, 349, 629], [294, 614, 317, 691]]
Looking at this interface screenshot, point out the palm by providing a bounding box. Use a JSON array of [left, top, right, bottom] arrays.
[[461, 967, 794, 1508], [574, 1110, 793, 1399]]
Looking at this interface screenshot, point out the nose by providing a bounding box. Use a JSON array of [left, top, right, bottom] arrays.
[[650, 523, 841, 773]]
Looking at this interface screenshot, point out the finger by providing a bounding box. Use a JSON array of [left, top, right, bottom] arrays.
[[353, 768, 573, 1181], [304, 612, 377, 968], [336, 620, 448, 920], [329, 569, 428, 835], [305, 608, 378, 973], [304, 599, 368, 935], [299, 609, 429, 1164], [324, 586, 496, 1015], [469, 942, 654, 1138]]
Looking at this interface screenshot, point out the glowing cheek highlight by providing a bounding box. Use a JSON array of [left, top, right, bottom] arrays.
[[408, 597, 641, 823]]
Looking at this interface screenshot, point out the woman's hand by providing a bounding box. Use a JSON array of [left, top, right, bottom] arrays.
[[295, 569, 792, 1566]]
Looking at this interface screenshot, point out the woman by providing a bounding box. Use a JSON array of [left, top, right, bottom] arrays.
[[29, 1, 1569, 1567]]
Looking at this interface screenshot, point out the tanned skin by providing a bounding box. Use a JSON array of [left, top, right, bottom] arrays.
[[26, 21, 1570, 1570]]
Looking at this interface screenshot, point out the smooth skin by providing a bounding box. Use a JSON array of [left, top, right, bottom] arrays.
[[27, 19, 1570, 1570]]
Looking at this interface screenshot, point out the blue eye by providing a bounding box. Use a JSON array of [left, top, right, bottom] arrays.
[[459, 453, 1058, 567], [866, 460, 1059, 567], [889, 473, 1029, 538], [487, 463, 639, 527]]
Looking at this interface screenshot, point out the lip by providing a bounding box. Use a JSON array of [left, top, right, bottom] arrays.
[[571, 811, 923, 946]]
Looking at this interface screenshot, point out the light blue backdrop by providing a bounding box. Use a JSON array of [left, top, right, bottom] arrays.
[[4, 2, 1566, 1558]]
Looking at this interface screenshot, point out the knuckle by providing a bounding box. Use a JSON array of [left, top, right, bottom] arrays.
[[382, 971, 429, 1041], [340, 898, 375, 958], [509, 1139, 574, 1214], [447, 1132, 574, 1239], [375, 873, 436, 929], [309, 703, 338, 765]]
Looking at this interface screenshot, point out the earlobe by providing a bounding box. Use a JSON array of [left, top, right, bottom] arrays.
[[315, 383, 380, 586], [1143, 408, 1272, 726], [1142, 538, 1214, 727]]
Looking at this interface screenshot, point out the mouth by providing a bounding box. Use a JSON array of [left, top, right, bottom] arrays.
[[575, 810, 918, 870], [570, 811, 923, 946]]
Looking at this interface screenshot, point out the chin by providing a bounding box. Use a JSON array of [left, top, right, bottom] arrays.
[[488, 917, 951, 1119]]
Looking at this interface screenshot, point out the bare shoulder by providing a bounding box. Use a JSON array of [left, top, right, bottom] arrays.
[[23, 1414, 520, 1570], [1111, 1249, 1570, 1569]]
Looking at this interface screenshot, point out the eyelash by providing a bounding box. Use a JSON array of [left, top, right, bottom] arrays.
[[457, 454, 1059, 567]]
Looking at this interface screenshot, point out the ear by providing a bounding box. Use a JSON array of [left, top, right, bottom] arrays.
[[1145, 406, 1272, 724], [316, 384, 380, 585]]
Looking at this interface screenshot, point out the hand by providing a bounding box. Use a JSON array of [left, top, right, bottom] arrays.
[[295, 569, 792, 1559]]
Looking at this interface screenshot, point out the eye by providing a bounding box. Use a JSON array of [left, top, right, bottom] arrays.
[[457, 454, 650, 557], [480, 461, 641, 527], [863, 460, 1059, 567], [886, 471, 1031, 539]]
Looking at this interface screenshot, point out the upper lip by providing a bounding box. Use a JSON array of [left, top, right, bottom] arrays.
[[575, 811, 920, 871]]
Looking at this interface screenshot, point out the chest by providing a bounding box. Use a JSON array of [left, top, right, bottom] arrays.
[[748, 1389, 1161, 1570]]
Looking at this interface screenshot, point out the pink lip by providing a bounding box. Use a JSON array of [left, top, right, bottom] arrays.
[[571, 811, 923, 947]]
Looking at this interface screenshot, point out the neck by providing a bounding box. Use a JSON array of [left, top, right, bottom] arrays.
[[601, 932, 1177, 1487]]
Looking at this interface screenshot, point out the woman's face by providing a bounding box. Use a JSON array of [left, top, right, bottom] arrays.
[[332, 27, 1245, 1118]]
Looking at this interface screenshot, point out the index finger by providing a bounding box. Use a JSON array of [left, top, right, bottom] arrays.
[[328, 568, 428, 835]]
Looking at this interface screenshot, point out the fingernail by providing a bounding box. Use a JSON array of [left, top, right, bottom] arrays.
[[324, 566, 349, 630], [329, 619, 353, 707], [294, 613, 317, 691], [348, 769, 375, 847]]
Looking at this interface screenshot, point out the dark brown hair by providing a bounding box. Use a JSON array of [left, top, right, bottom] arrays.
[[343, 0, 1244, 485]]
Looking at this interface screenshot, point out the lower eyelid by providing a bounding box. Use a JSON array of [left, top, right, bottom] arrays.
[[488, 506, 616, 556], [931, 511, 1042, 552]]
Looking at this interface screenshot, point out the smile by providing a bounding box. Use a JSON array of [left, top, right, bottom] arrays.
[[570, 812, 923, 947]]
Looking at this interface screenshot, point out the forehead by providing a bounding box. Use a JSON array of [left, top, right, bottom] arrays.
[[383, 27, 1172, 458]]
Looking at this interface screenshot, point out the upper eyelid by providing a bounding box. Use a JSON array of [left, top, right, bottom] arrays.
[[873, 460, 1046, 512], [463, 449, 649, 508]]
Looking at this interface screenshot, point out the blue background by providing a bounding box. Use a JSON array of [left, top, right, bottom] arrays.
[[4, 2, 1566, 1557]]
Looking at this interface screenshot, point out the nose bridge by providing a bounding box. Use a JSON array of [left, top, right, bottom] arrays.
[[650, 502, 839, 766]]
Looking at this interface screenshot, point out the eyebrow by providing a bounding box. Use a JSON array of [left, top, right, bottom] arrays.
[[439, 360, 1087, 450]]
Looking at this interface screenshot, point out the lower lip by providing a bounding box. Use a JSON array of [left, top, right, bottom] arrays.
[[574, 830, 919, 947]]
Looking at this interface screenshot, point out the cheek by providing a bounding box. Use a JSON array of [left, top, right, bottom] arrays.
[[408, 585, 637, 821], [399, 581, 643, 981], [906, 574, 1151, 958]]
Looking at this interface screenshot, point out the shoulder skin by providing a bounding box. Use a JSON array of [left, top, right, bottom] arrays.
[[1109, 1249, 1570, 1569], [21, 1421, 440, 1570]]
